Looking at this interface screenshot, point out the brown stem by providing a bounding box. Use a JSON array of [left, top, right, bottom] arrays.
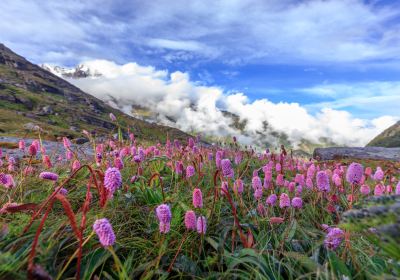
[[167, 231, 188, 273]]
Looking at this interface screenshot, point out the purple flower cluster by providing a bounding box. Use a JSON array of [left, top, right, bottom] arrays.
[[39, 172, 59, 181], [0, 173, 15, 189], [266, 194, 277, 206], [184, 210, 196, 230], [279, 193, 290, 208], [346, 162, 364, 184], [192, 188, 203, 208], [156, 204, 172, 233], [221, 159, 234, 178], [291, 197, 303, 209], [324, 227, 344, 250], [196, 216, 207, 234], [316, 171, 330, 192], [93, 218, 116, 247], [186, 165, 195, 178], [104, 167, 122, 198]]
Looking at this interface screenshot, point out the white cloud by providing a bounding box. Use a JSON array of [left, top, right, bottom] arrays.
[[1, 0, 400, 65], [53, 60, 398, 147], [303, 82, 400, 118]]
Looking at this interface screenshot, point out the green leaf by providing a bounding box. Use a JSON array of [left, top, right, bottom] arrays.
[[328, 251, 351, 278]]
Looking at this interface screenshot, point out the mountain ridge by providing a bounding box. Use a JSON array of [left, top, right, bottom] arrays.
[[0, 43, 190, 142], [367, 121, 400, 148]]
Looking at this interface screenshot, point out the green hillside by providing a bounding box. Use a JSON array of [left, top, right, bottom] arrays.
[[367, 121, 400, 148], [0, 43, 189, 142]]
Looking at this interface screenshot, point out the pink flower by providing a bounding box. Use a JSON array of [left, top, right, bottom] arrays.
[[276, 174, 284, 186], [324, 227, 344, 250], [373, 168, 384, 181], [252, 176, 262, 190], [93, 218, 116, 247], [72, 159, 81, 171], [188, 137, 195, 148], [28, 144, 37, 156], [306, 177, 313, 189], [221, 181, 228, 195], [295, 174, 305, 186], [31, 140, 40, 150], [346, 162, 364, 184], [156, 204, 172, 234], [288, 182, 295, 192], [39, 172, 58, 181], [215, 151, 223, 168], [114, 157, 124, 170], [257, 203, 267, 216], [279, 193, 290, 208], [360, 184, 370, 195], [253, 187, 263, 200], [196, 216, 207, 234], [221, 159, 234, 178], [192, 188, 203, 208], [104, 167, 122, 198], [18, 140, 25, 150], [374, 184, 384, 196], [56, 187, 68, 196], [175, 161, 183, 174], [332, 174, 341, 187], [291, 197, 303, 209], [316, 171, 330, 192], [234, 152, 242, 165], [186, 165, 195, 178], [63, 137, 72, 149], [396, 181, 400, 195], [43, 155, 52, 168], [275, 163, 281, 172], [0, 174, 15, 189], [365, 167, 372, 177], [266, 194, 277, 206], [184, 210, 196, 230], [66, 150, 73, 160]]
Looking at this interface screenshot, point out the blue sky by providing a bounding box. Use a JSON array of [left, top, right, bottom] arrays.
[[1, 0, 400, 146]]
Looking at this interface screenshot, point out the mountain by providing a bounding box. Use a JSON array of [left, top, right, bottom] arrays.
[[367, 121, 400, 148], [41, 63, 102, 79], [0, 44, 190, 142]]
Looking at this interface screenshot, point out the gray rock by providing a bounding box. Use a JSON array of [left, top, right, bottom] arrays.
[[0, 136, 93, 160], [75, 137, 89, 145], [313, 147, 400, 161], [23, 122, 39, 131], [37, 105, 54, 116]]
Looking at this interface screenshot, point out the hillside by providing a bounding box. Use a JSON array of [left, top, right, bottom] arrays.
[[0, 44, 190, 142], [367, 121, 400, 148]]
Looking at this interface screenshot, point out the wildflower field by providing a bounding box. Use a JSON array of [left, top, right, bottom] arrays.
[[1, 121, 400, 279]]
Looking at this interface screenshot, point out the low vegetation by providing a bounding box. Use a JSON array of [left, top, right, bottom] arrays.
[[1, 115, 399, 279]]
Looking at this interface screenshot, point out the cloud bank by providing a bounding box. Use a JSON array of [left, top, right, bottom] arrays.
[[52, 60, 397, 148]]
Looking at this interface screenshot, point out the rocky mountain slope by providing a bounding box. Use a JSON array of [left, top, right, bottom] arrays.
[[0, 44, 190, 142], [367, 121, 400, 148]]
